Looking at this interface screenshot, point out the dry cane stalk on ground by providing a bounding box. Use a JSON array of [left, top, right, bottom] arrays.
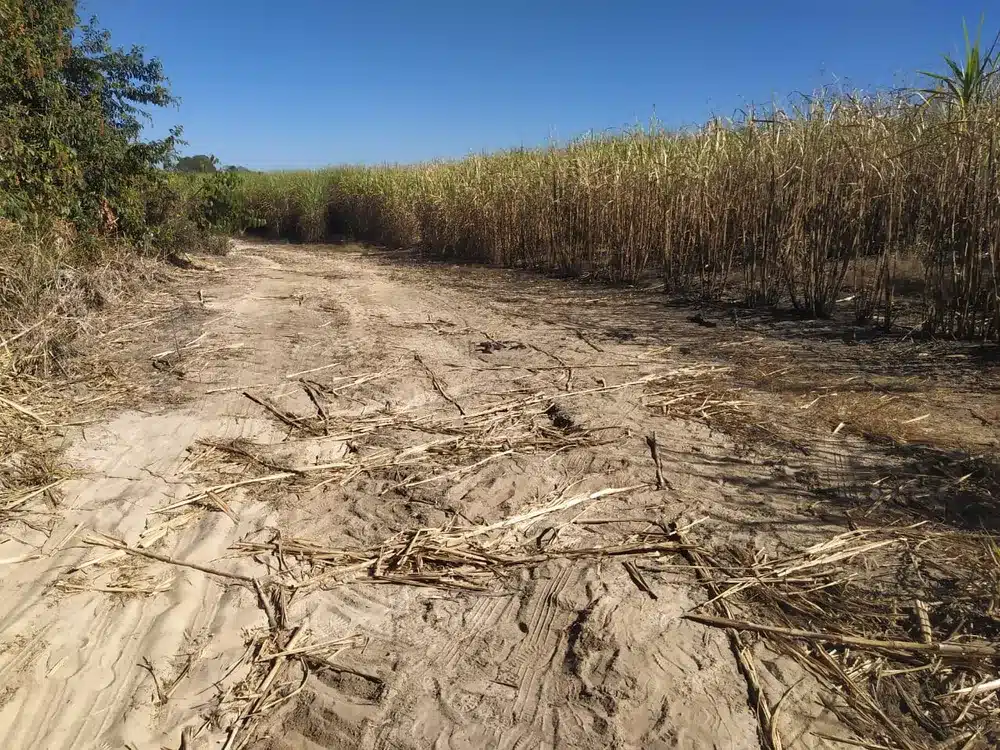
[[8, 241, 1000, 750], [230, 485, 699, 592], [159, 364, 751, 514], [685, 525, 1000, 749]]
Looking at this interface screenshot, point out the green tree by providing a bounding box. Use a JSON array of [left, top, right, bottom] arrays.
[[174, 154, 220, 173], [0, 1, 181, 237]]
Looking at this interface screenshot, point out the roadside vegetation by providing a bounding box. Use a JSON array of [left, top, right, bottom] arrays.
[[0, 1, 232, 506], [228, 23, 1000, 341], [0, 1, 234, 356]]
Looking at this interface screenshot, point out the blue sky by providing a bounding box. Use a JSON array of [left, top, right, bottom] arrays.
[[80, 0, 995, 170]]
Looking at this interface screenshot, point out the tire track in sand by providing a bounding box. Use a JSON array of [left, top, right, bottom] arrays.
[[505, 565, 576, 726]]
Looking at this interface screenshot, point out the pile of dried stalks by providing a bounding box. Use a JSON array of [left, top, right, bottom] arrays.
[[231, 484, 694, 592], [87, 484, 695, 749], [158, 364, 750, 519], [204, 624, 365, 750], [0, 369, 71, 538], [689, 525, 1000, 750]]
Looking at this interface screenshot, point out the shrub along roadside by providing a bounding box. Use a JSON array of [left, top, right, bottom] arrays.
[[0, 2, 227, 370], [0, 2, 225, 509], [1, 3, 177, 237]]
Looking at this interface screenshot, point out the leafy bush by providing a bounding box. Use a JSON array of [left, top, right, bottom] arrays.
[[0, 2, 181, 240]]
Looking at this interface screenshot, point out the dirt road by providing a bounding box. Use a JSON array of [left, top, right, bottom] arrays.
[[0, 240, 964, 749]]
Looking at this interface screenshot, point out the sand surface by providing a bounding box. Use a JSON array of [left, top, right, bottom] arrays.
[[0, 241, 864, 750]]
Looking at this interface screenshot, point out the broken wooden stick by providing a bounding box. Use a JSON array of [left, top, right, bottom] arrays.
[[645, 432, 667, 490], [685, 613, 1000, 659], [243, 390, 311, 431], [83, 534, 255, 584], [414, 353, 466, 415], [300, 379, 330, 434], [675, 527, 783, 750], [221, 626, 306, 750]]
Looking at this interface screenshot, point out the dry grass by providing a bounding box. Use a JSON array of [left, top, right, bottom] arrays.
[[689, 524, 1000, 750], [235, 91, 1000, 340], [0, 222, 156, 534]]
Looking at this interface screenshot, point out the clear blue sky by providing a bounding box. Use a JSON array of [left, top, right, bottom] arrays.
[[79, 0, 995, 170]]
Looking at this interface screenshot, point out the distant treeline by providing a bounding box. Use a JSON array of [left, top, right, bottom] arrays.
[[172, 154, 253, 174]]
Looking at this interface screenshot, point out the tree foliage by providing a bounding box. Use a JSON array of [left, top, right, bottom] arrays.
[[174, 154, 219, 173], [0, 0, 181, 238]]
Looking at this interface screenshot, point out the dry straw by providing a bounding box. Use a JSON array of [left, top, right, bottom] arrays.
[[235, 91, 1000, 340], [686, 525, 1000, 749]]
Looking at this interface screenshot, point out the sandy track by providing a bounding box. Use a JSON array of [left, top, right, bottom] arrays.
[[0, 241, 849, 750]]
